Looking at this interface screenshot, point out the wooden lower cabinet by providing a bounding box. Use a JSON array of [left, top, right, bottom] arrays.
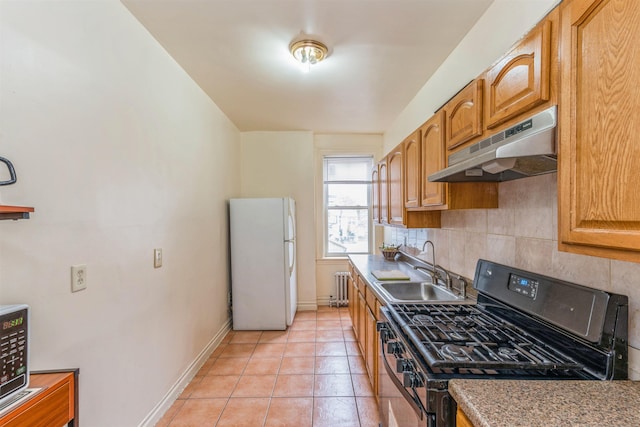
[[348, 267, 382, 398], [456, 408, 474, 427], [365, 304, 377, 394], [357, 291, 367, 355], [351, 281, 360, 341], [348, 265, 357, 328], [365, 305, 375, 382]]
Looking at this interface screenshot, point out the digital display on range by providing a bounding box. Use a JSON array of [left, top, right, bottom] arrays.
[[508, 274, 538, 299]]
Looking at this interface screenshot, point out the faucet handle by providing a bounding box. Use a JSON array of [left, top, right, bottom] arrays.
[[452, 275, 467, 298]]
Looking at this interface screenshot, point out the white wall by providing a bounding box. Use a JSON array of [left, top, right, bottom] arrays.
[[0, 1, 240, 426], [239, 132, 316, 309]]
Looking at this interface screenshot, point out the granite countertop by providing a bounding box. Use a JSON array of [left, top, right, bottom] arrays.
[[449, 379, 640, 427]]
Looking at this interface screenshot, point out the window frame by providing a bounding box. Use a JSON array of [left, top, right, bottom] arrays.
[[322, 155, 373, 257]]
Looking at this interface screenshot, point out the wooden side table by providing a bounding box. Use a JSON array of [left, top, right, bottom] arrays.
[[0, 369, 79, 427]]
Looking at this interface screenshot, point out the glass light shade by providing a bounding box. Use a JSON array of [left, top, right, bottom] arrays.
[[289, 40, 328, 70]]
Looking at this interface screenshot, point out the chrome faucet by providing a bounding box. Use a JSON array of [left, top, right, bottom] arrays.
[[422, 240, 436, 272], [415, 240, 452, 291], [415, 240, 438, 283]]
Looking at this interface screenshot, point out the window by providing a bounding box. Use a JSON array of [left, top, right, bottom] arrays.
[[323, 156, 373, 256]]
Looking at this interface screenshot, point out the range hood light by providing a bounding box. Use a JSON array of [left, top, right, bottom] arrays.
[[481, 158, 517, 174]]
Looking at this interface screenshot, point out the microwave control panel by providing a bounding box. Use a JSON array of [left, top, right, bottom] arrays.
[[0, 305, 29, 405]]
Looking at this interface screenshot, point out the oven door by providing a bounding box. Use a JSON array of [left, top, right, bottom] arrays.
[[378, 317, 426, 427]]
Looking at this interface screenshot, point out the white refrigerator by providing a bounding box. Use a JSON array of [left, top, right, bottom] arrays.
[[229, 198, 297, 330]]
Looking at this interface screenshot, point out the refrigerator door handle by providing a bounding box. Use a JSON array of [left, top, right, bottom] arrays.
[[286, 239, 295, 276]]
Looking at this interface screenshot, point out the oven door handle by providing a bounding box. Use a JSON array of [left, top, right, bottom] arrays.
[[381, 336, 424, 420]]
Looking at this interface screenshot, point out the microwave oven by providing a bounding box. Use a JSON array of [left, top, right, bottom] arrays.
[[0, 304, 29, 407]]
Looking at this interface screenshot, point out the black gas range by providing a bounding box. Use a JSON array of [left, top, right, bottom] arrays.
[[377, 259, 628, 427]]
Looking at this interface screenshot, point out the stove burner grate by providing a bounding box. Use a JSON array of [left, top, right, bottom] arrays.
[[390, 303, 584, 372]]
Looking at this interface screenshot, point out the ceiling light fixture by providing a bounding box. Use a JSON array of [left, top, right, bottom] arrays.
[[289, 39, 328, 72]]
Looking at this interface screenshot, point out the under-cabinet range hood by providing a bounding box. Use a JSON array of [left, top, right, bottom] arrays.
[[428, 105, 557, 182]]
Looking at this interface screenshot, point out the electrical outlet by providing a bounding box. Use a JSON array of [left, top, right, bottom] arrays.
[[154, 248, 163, 268], [71, 265, 87, 292]]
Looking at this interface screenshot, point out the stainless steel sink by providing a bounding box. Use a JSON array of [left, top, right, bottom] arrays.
[[376, 281, 462, 303]]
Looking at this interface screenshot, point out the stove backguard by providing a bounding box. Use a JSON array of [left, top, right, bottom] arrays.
[[473, 259, 628, 379]]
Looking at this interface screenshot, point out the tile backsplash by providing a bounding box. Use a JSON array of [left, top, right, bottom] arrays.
[[386, 173, 640, 379]]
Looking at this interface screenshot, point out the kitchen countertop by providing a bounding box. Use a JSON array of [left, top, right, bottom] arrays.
[[449, 379, 640, 427], [348, 254, 419, 304]]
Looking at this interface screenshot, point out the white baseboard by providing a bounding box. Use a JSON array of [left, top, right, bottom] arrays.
[[138, 318, 232, 427], [316, 296, 332, 306], [297, 301, 318, 311]]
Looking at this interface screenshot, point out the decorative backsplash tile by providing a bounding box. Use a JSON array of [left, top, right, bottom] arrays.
[[514, 237, 554, 273]]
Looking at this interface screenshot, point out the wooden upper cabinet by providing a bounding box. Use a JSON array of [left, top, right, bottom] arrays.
[[445, 79, 483, 152], [485, 20, 552, 129], [403, 130, 421, 209], [378, 159, 389, 224], [375, 142, 442, 229], [558, 0, 640, 261], [420, 111, 445, 207], [387, 145, 404, 226], [371, 164, 380, 224]]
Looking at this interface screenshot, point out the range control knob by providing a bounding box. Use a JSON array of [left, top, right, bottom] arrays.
[[386, 341, 404, 355], [396, 358, 414, 373], [386, 342, 399, 354], [403, 371, 425, 388]]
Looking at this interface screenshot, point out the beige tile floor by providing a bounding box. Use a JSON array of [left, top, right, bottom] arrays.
[[156, 306, 380, 427]]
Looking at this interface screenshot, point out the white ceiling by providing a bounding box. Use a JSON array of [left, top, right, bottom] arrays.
[[122, 0, 494, 134]]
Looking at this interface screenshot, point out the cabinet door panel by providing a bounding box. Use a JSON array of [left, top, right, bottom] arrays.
[[404, 131, 420, 208], [371, 166, 380, 224], [388, 146, 404, 225], [445, 80, 483, 151], [559, 0, 640, 257], [365, 305, 376, 386], [379, 161, 389, 224], [357, 291, 366, 354], [348, 270, 356, 326], [420, 111, 445, 207], [486, 21, 551, 128]]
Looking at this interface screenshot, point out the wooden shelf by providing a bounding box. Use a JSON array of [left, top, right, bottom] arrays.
[[0, 205, 34, 220], [0, 369, 78, 427]]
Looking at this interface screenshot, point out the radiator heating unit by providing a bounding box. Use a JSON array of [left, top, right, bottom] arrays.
[[331, 272, 350, 307]]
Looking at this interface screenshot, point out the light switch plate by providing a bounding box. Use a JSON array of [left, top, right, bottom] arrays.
[[154, 248, 162, 268]]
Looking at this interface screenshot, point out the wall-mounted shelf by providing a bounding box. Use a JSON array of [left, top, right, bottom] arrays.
[[0, 205, 34, 220]]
